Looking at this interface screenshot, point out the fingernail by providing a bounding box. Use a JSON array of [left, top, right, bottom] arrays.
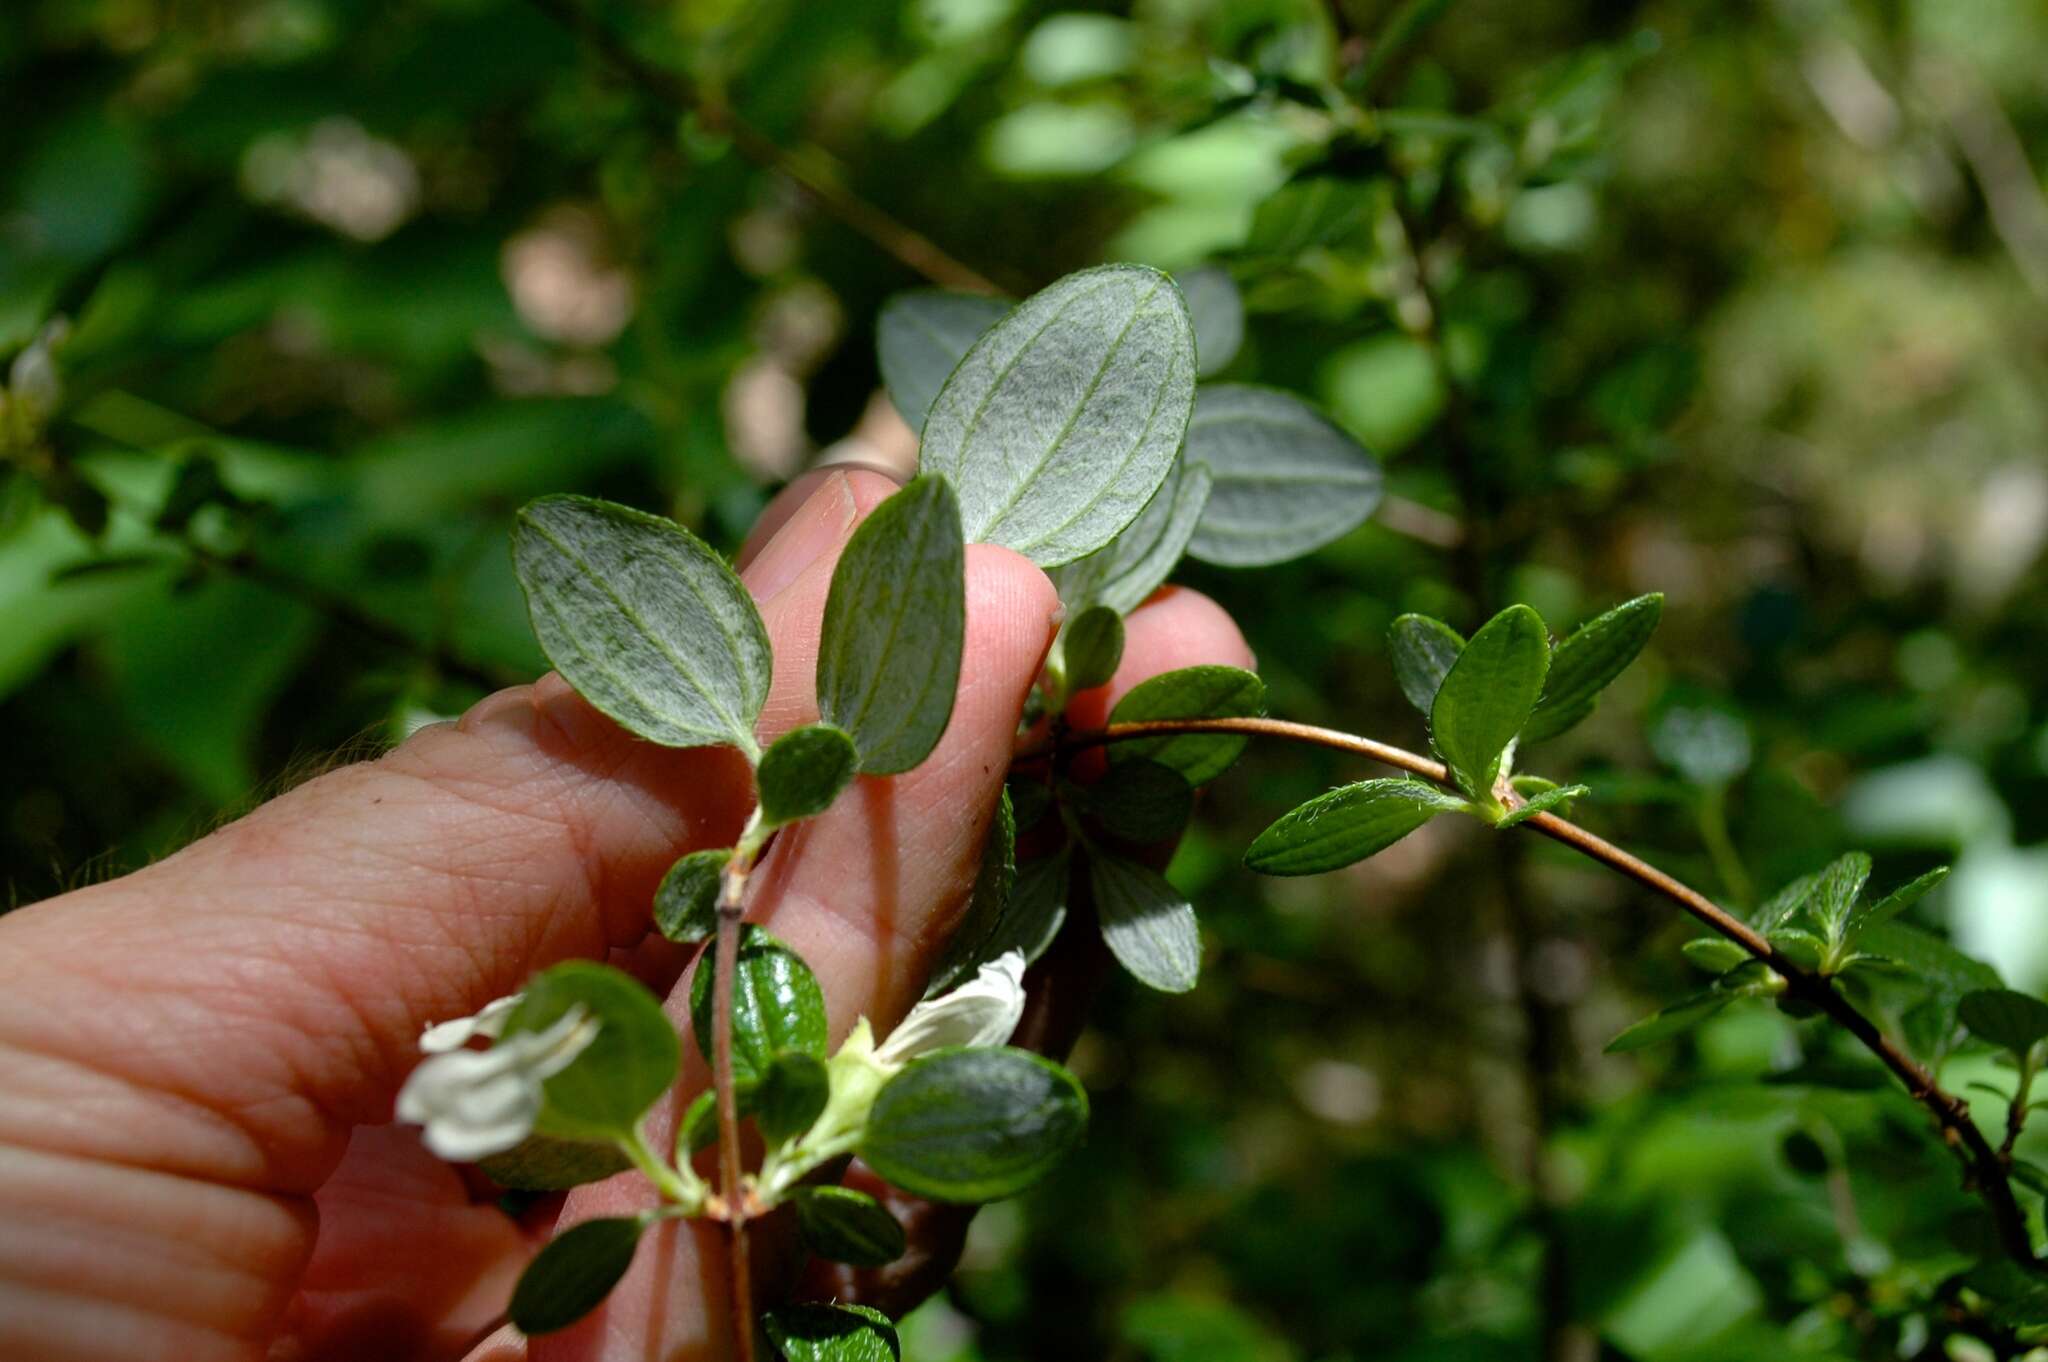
[[741, 470, 857, 601]]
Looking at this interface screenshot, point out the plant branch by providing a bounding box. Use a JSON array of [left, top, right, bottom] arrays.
[[711, 815, 766, 1362], [524, 0, 1005, 295], [1041, 714, 2042, 1270]]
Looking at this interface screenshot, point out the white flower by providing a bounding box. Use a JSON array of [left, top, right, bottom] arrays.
[[873, 951, 1026, 1070], [396, 1006, 598, 1161], [418, 993, 522, 1053]]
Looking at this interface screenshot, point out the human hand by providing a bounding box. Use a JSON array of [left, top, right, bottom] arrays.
[[0, 467, 1251, 1362]]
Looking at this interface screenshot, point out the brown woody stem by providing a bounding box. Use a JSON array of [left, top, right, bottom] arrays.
[[711, 833, 762, 1362], [1043, 714, 2042, 1270]]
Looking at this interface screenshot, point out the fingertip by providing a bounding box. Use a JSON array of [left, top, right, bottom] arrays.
[[962, 542, 1061, 677]]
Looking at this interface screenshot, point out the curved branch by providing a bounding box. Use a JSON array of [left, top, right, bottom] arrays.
[[1044, 714, 2041, 1270]]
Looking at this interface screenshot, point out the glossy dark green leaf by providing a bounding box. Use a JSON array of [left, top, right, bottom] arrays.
[[924, 789, 1019, 997], [754, 1050, 831, 1145], [756, 723, 858, 826], [763, 1303, 901, 1362], [509, 1216, 643, 1335], [1495, 783, 1589, 828], [477, 1133, 631, 1191], [1063, 605, 1124, 693], [919, 264, 1196, 566], [793, 1186, 909, 1267], [876, 290, 1010, 433], [1430, 604, 1550, 803], [1183, 386, 1383, 567], [1846, 865, 1949, 939], [1064, 758, 1193, 846], [1089, 852, 1200, 993], [653, 848, 729, 945], [816, 474, 965, 774], [690, 925, 829, 1086], [1389, 614, 1464, 715], [509, 962, 680, 1142], [1244, 778, 1470, 876], [1809, 852, 1872, 939], [1521, 594, 1663, 743], [859, 1046, 1088, 1203], [1049, 458, 1212, 618], [1960, 989, 2048, 1054], [511, 496, 770, 754], [1107, 665, 1265, 787], [1179, 265, 1243, 376]]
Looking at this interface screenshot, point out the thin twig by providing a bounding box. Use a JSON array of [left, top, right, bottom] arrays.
[[1044, 714, 2043, 1270], [711, 842, 760, 1362], [523, 0, 1004, 295]]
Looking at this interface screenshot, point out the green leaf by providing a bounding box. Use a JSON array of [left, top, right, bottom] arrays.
[[1605, 990, 1733, 1054], [512, 495, 771, 754], [1179, 265, 1243, 376], [1431, 604, 1550, 803], [1107, 665, 1265, 787], [754, 1050, 831, 1145], [1770, 928, 1826, 972], [1521, 594, 1663, 743], [925, 789, 1020, 997], [690, 925, 829, 1087], [508, 962, 680, 1142], [1960, 989, 2048, 1055], [1089, 852, 1201, 993], [1183, 385, 1383, 567], [509, 1216, 643, 1335], [676, 1088, 724, 1158], [1846, 865, 1949, 939], [1049, 458, 1213, 618], [1063, 605, 1125, 693], [876, 290, 1010, 433], [1681, 938, 1752, 973], [815, 474, 965, 774], [793, 1186, 908, 1268], [1855, 923, 2001, 995], [763, 1303, 902, 1362], [476, 1133, 631, 1191], [1244, 777, 1469, 876], [653, 848, 729, 945], [931, 849, 1069, 1001], [1495, 783, 1589, 828], [1246, 176, 1375, 256], [1064, 759, 1193, 846], [919, 264, 1197, 566], [1389, 614, 1464, 715], [859, 1046, 1089, 1202], [1808, 852, 1872, 939], [1754, 869, 1820, 932], [757, 723, 859, 827]]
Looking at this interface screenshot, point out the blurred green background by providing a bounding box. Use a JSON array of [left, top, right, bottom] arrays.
[[6, 0, 2048, 1357]]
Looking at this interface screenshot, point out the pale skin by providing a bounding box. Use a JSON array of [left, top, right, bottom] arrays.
[[0, 466, 1252, 1362]]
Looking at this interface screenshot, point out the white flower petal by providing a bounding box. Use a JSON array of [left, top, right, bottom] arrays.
[[397, 1006, 598, 1161], [418, 993, 523, 1053], [874, 951, 1026, 1068]]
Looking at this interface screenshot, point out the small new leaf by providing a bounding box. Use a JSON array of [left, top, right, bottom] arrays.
[[1090, 852, 1201, 993], [1431, 604, 1550, 805], [509, 1216, 643, 1335], [1605, 990, 1733, 1054], [1107, 665, 1265, 787], [690, 926, 829, 1087], [653, 848, 729, 944], [757, 724, 859, 827], [1846, 865, 1949, 939], [1809, 852, 1873, 940], [1495, 784, 1589, 828], [1245, 778, 1470, 876], [1960, 989, 2048, 1055], [793, 1186, 909, 1268], [816, 474, 965, 774], [1389, 615, 1464, 715], [858, 1046, 1089, 1203], [1184, 385, 1383, 567], [507, 962, 679, 1142], [920, 264, 1196, 566], [1521, 594, 1663, 743], [1681, 938, 1752, 973], [511, 496, 771, 754], [876, 291, 1011, 433], [1063, 606, 1125, 693]]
